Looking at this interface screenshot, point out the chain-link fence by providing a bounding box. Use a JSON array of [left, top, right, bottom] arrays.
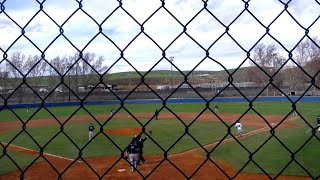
[[1, 0, 320, 179]]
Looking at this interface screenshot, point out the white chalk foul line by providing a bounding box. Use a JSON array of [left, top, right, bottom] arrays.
[[171, 125, 272, 157], [1, 142, 82, 163]]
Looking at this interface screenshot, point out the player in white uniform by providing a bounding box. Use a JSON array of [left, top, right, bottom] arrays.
[[235, 121, 243, 136], [214, 105, 219, 113], [292, 110, 298, 117]]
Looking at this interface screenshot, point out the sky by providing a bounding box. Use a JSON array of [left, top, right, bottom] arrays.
[[0, 0, 319, 74]]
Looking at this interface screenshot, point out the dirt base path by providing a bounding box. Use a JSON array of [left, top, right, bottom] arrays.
[[0, 113, 306, 179], [0, 112, 299, 133]]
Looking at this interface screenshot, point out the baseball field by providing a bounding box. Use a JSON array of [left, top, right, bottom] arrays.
[[0, 101, 319, 179]]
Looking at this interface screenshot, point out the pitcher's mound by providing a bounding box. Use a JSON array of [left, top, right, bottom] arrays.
[[106, 127, 141, 136]]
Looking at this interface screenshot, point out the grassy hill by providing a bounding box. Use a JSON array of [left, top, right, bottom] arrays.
[[3, 66, 290, 90]]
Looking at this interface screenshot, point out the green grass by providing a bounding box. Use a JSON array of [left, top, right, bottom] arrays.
[[209, 128, 320, 177], [1, 101, 320, 177], [200, 102, 320, 177], [0, 146, 43, 175], [108, 71, 185, 80], [2, 101, 319, 122], [0, 119, 257, 159]]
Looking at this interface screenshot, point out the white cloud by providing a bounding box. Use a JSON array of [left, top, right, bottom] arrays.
[[0, 0, 319, 73]]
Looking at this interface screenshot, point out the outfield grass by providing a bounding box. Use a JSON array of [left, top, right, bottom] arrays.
[[209, 128, 320, 177], [0, 146, 43, 175], [1, 101, 318, 122], [203, 102, 320, 177]]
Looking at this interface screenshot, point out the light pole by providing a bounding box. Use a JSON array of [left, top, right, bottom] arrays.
[[211, 79, 217, 95], [169, 56, 174, 90]]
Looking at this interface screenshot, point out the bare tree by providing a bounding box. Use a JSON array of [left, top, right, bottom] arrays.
[[49, 56, 67, 90], [293, 38, 312, 86], [0, 70, 8, 93], [25, 55, 48, 102], [305, 37, 320, 88], [250, 44, 285, 83], [27, 55, 48, 87], [6, 52, 28, 103], [293, 37, 320, 89], [0, 60, 9, 93], [70, 52, 107, 91], [249, 43, 286, 91], [6, 52, 26, 78]]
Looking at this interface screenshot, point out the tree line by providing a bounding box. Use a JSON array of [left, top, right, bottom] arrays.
[[248, 36, 320, 90], [0, 52, 108, 93], [0, 36, 319, 94]]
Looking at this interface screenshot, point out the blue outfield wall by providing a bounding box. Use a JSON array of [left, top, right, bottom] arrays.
[[1, 96, 320, 109]]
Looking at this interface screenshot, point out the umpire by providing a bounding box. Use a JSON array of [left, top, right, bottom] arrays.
[[136, 135, 147, 165]]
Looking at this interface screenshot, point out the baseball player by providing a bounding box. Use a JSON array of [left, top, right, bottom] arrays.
[[110, 109, 114, 116], [131, 134, 137, 143], [126, 141, 138, 171], [88, 123, 95, 141], [235, 121, 243, 137], [155, 109, 159, 120], [292, 109, 298, 117], [136, 135, 147, 165], [214, 105, 219, 113]]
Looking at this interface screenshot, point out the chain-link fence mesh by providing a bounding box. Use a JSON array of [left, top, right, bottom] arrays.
[[0, 0, 320, 179]]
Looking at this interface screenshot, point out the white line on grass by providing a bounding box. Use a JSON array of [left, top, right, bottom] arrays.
[[145, 126, 272, 164], [170, 125, 272, 157], [1, 142, 82, 163]]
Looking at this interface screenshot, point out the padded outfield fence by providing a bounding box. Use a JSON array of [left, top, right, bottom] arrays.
[[1, 0, 320, 179]]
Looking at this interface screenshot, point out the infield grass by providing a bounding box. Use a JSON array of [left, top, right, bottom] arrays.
[[0, 146, 44, 175], [0, 118, 257, 159]]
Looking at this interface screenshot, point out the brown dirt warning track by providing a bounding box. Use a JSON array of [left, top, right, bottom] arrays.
[[0, 112, 309, 180]]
